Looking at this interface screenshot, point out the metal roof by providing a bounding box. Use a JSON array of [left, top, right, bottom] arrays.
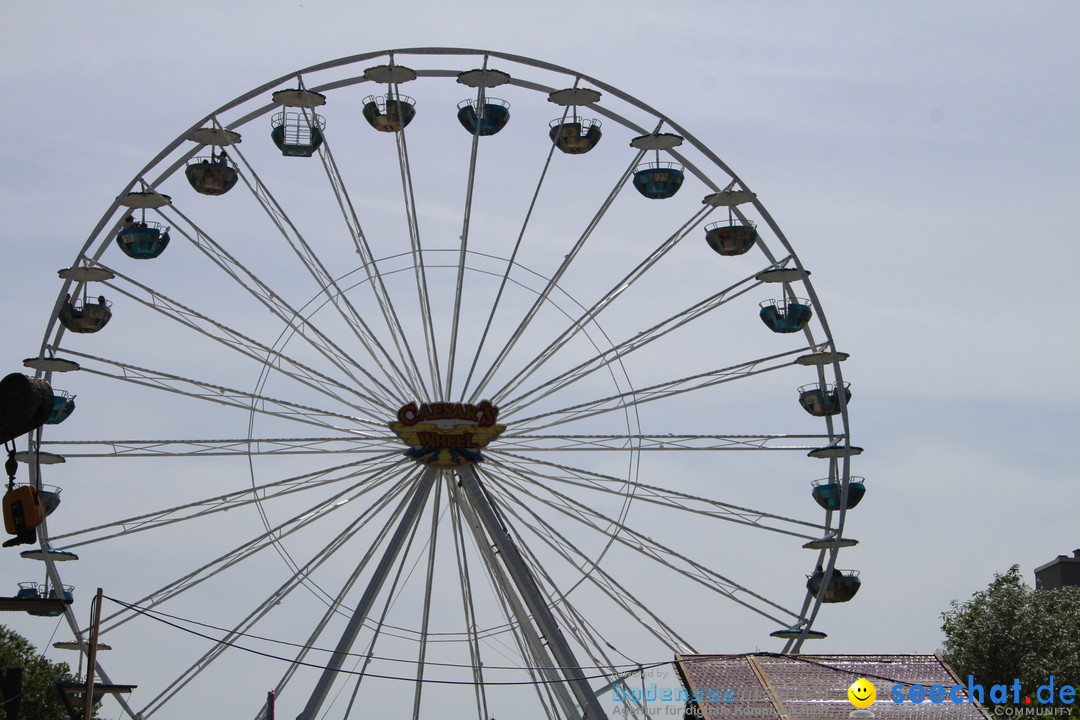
[[675, 653, 993, 719]]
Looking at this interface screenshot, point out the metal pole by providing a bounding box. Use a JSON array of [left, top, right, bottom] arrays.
[[296, 467, 438, 720], [84, 587, 103, 720], [457, 464, 608, 720]]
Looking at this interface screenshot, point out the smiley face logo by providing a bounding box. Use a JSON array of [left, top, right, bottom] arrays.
[[848, 678, 876, 708]]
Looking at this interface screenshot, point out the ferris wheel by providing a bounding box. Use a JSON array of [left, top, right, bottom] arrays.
[[14, 48, 862, 720]]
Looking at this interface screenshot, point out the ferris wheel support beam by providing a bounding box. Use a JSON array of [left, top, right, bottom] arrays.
[[456, 463, 609, 720], [449, 474, 582, 720], [296, 466, 438, 720], [445, 478, 492, 720]]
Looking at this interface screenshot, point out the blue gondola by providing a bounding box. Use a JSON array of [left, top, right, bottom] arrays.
[[363, 94, 416, 132], [23, 583, 74, 617], [16, 582, 41, 601], [46, 391, 75, 425], [811, 477, 866, 511], [705, 220, 758, 256], [549, 117, 602, 154], [797, 382, 851, 417], [633, 162, 684, 199], [759, 299, 812, 333], [457, 99, 510, 136], [116, 221, 170, 259], [806, 569, 861, 603], [38, 485, 61, 516]]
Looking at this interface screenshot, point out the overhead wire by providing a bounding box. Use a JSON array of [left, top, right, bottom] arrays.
[[101, 593, 670, 685], [100, 594, 960, 692]]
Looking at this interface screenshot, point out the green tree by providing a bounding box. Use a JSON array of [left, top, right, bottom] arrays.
[[0, 625, 80, 720], [941, 565, 1080, 713]]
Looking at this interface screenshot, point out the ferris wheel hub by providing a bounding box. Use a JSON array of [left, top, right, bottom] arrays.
[[388, 401, 505, 467]]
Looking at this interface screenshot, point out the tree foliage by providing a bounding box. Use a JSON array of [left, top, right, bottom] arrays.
[[941, 565, 1080, 711], [0, 625, 80, 720]]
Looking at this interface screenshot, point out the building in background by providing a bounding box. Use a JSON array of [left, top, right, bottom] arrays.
[[1035, 549, 1080, 590]]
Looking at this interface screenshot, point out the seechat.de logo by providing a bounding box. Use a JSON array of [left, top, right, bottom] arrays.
[[890, 676, 1077, 708]]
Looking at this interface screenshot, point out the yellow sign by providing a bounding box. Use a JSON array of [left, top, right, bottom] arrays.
[[390, 401, 504, 467]]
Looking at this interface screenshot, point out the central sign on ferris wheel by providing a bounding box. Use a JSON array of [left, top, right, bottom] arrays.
[[389, 401, 505, 467]]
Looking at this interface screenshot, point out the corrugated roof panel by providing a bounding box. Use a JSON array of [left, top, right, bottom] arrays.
[[676, 654, 992, 720]]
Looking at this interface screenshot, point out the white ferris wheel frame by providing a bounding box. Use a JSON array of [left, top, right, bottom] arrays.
[[20, 47, 859, 720]]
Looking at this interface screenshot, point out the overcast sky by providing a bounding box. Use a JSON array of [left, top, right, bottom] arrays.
[[1, 2, 1078, 719]]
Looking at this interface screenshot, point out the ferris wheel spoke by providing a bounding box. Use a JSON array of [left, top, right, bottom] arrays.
[[490, 451, 825, 540], [484, 465, 683, 650], [482, 468, 692, 653], [307, 104, 431, 399], [37, 436, 399, 459], [408, 478, 442, 720], [89, 264, 394, 419], [443, 75, 488, 402], [298, 466, 440, 720], [490, 202, 716, 407], [228, 142, 423, 400], [495, 521, 659, 683], [501, 267, 781, 417], [132, 468, 419, 718], [444, 477, 491, 720], [467, 146, 648, 404], [394, 116, 442, 399], [482, 459, 799, 626], [48, 454, 403, 549], [493, 432, 834, 453], [458, 95, 569, 402], [447, 473, 583, 720], [96, 466, 412, 637], [51, 348, 374, 434], [153, 203, 405, 404], [262, 464, 434, 720], [506, 348, 811, 432]]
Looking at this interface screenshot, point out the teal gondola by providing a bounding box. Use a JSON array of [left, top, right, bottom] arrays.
[[456, 99, 510, 136], [633, 162, 684, 199], [759, 299, 812, 333], [811, 477, 866, 511]]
